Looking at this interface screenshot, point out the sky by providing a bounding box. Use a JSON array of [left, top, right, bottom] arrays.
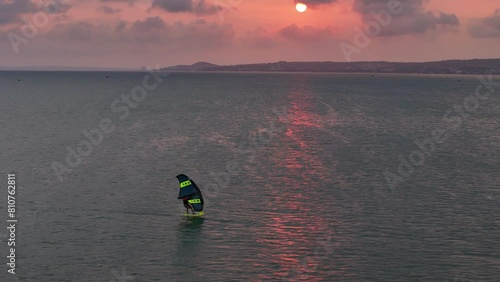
[[0, 0, 499, 68]]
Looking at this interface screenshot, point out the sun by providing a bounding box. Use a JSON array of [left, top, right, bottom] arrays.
[[296, 2, 307, 13]]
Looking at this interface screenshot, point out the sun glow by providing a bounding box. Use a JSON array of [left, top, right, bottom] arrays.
[[296, 2, 307, 13]]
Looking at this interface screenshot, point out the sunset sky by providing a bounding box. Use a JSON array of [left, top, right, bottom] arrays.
[[1, 0, 499, 68]]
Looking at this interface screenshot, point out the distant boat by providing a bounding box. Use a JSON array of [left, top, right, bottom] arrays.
[[176, 174, 204, 217]]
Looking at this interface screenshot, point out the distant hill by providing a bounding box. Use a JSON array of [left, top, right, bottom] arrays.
[[162, 61, 219, 71], [162, 59, 500, 75]]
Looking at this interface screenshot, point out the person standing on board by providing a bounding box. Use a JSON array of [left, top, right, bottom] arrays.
[[182, 197, 195, 214]]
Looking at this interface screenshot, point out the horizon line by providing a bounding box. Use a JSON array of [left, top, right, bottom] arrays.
[[1, 57, 499, 71]]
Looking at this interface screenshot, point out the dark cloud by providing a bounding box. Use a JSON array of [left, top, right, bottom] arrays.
[[44, 17, 234, 49], [96, 5, 121, 14], [0, 0, 72, 27], [40, 0, 72, 15], [151, 0, 223, 15], [152, 0, 191, 12], [131, 16, 166, 33], [46, 17, 166, 43], [115, 20, 128, 33], [279, 24, 332, 41], [100, 0, 134, 2], [99, 0, 136, 5], [353, 0, 459, 36], [469, 9, 500, 38], [0, 0, 36, 25]]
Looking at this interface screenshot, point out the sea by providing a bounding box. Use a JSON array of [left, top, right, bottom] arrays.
[[0, 71, 499, 281]]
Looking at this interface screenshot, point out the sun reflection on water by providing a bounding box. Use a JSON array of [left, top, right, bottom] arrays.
[[252, 87, 350, 280]]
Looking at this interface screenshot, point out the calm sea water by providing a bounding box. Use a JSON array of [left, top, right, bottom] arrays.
[[0, 71, 499, 281]]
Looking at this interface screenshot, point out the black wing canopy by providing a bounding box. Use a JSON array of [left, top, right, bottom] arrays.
[[176, 174, 204, 212]]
